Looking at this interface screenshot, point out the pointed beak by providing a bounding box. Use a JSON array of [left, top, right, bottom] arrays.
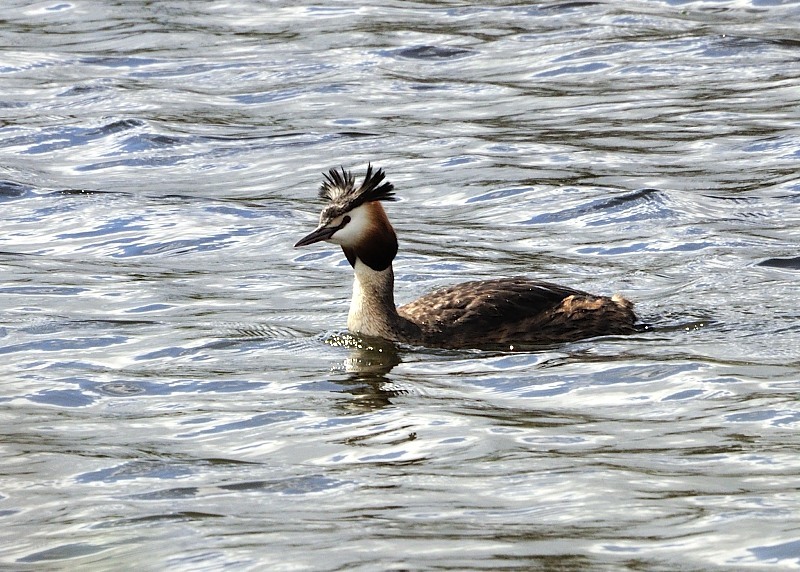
[[294, 224, 335, 247]]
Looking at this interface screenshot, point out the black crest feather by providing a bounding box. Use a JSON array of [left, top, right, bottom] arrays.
[[318, 164, 396, 212]]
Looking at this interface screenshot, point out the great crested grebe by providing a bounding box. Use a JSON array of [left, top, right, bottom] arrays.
[[295, 165, 637, 349]]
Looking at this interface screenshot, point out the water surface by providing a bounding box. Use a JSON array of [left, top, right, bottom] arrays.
[[2, 0, 800, 569]]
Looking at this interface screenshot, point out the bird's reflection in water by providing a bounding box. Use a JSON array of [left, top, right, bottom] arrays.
[[325, 332, 405, 412]]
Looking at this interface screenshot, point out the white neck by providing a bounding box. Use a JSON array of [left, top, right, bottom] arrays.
[[347, 259, 400, 339]]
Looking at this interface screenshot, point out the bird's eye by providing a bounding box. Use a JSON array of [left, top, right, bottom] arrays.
[[342, 215, 351, 225]]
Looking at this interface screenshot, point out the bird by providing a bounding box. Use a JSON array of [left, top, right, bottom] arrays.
[[294, 164, 638, 350]]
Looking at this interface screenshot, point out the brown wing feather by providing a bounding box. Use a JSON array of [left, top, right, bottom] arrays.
[[398, 277, 635, 348]]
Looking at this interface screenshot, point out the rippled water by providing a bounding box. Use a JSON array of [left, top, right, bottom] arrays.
[[2, 0, 800, 569]]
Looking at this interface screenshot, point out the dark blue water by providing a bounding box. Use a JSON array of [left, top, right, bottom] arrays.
[[2, 0, 800, 569]]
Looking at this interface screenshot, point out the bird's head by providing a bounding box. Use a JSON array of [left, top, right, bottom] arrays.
[[295, 164, 398, 271]]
